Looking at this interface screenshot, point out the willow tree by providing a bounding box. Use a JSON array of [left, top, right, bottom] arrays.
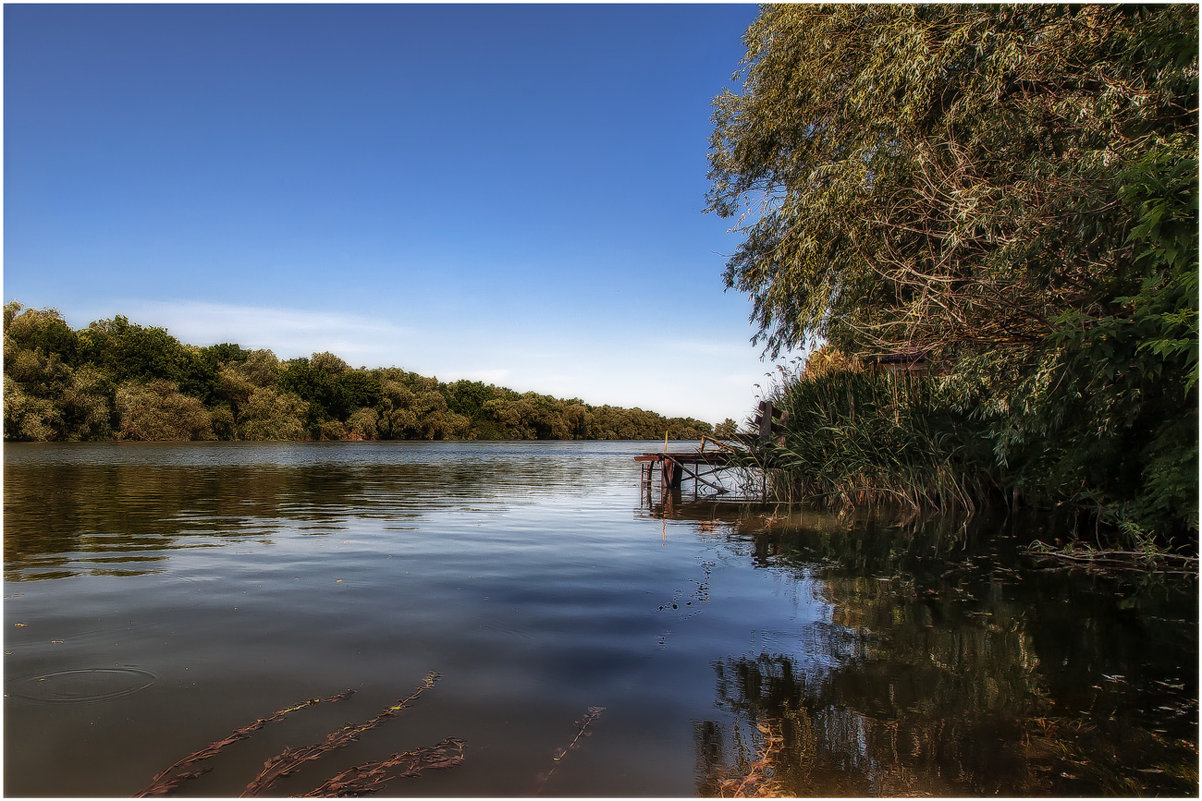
[[709, 5, 1198, 535], [708, 3, 1197, 359]]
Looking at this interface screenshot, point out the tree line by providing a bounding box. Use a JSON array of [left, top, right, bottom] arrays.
[[709, 4, 1197, 542], [2, 302, 714, 443]]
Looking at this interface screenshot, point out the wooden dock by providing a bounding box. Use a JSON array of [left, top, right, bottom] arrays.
[[635, 451, 735, 496], [635, 401, 786, 504]]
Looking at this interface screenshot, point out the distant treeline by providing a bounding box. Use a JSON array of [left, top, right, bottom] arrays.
[[2, 303, 715, 442]]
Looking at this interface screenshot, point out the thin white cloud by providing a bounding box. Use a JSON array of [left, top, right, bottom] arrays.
[[125, 301, 416, 365]]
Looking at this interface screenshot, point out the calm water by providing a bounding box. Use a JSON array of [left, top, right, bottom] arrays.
[[4, 441, 1198, 797]]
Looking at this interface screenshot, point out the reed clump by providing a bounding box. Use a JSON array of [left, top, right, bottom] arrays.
[[766, 369, 1001, 515]]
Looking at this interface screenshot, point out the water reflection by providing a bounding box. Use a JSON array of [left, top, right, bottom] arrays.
[[681, 511, 1199, 796], [4, 442, 622, 581], [5, 443, 1196, 796]]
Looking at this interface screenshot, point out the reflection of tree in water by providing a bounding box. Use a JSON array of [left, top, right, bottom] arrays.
[[4, 446, 611, 580], [693, 515, 1198, 796]]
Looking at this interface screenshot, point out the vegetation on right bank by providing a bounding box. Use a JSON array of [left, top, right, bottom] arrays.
[[709, 5, 1198, 545]]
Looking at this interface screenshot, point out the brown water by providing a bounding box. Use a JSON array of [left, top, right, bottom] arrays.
[[4, 441, 1198, 796]]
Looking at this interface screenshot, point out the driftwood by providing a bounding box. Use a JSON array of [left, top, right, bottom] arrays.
[[136, 689, 355, 797], [300, 737, 467, 797], [240, 672, 439, 797]]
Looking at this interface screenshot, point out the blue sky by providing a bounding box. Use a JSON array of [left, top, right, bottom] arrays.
[[4, 2, 793, 424]]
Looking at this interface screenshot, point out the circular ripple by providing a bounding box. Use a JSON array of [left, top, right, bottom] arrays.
[[10, 667, 156, 702]]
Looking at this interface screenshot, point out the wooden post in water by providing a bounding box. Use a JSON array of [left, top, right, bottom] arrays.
[[759, 401, 775, 448], [753, 400, 787, 504], [660, 458, 681, 496]]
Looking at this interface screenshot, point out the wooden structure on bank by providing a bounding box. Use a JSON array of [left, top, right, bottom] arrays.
[[636, 401, 787, 503]]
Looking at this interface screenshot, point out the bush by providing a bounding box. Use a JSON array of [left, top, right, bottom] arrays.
[[115, 380, 213, 441]]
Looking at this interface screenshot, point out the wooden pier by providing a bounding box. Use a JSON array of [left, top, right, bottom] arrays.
[[635, 450, 736, 496], [635, 401, 786, 505]]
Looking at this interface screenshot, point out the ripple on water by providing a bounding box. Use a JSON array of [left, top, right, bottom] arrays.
[[10, 667, 156, 703]]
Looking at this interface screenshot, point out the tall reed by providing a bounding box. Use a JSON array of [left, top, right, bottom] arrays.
[[767, 369, 1002, 514]]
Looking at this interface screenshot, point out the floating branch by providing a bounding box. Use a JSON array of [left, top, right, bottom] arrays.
[[301, 737, 467, 797], [137, 689, 355, 797], [534, 706, 605, 794], [240, 672, 439, 797]]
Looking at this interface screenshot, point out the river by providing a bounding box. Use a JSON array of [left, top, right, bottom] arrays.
[[4, 441, 1197, 796]]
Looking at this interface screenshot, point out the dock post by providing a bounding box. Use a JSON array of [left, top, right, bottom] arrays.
[[661, 458, 680, 495]]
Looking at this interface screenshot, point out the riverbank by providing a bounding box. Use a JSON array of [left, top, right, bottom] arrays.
[[752, 359, 1198, 556]]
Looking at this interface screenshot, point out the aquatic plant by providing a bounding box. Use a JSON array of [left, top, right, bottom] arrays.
[[136, 689, 355, 797], [765, 369, 1001, 515], [534, 705, 606, 794], [300, 737, 467, 797], [137, 673, 456, 797], [708, 721, 788, 798], [240, 672, 439, 796]]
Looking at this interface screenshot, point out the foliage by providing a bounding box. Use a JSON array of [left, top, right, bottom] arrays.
[[236, 386, 309, 441], [115, 380, 214, 441], [710, 4, 1198, 540], [769, 368, 1001, 513], [708, 4, 1197, 359], [714, 418, 738, 439], [3, 305, 713, 443]]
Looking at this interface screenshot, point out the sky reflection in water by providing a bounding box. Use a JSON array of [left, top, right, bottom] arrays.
[[4, 442, 1197, 796]]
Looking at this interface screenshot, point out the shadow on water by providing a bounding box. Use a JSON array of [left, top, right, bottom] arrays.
[[661, 506, 1199, 796]]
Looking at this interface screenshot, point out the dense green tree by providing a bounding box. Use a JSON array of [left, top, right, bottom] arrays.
[[4, 304, 714, 444], [309, 351, 349, 375], [279, 357, 352, 429], [563, 402, 593, 439], [236, 386, 308, 441], [81, 316, 190, 383], [3, 374, 61, 441], [445, 379, 491, 419], [339, 369, 382, 411], [57, 366, 113, 440], [710, 4, 1197, 537], [4, 303, 81, 365], [714, 418, 738, 440], [346, 406, 379, 440], [209, 406, 237, 440], [200, 342, 250, 366], [240, 349, 282, 387], [376, 378, 420, 439], [709, 4, 1197, 359], [115, 380, 213, 441]]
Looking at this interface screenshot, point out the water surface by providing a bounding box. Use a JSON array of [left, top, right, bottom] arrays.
[[4, 442, 1197, 796]]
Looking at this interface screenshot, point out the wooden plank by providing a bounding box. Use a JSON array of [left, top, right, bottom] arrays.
[[636, 453, 731, 465]]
